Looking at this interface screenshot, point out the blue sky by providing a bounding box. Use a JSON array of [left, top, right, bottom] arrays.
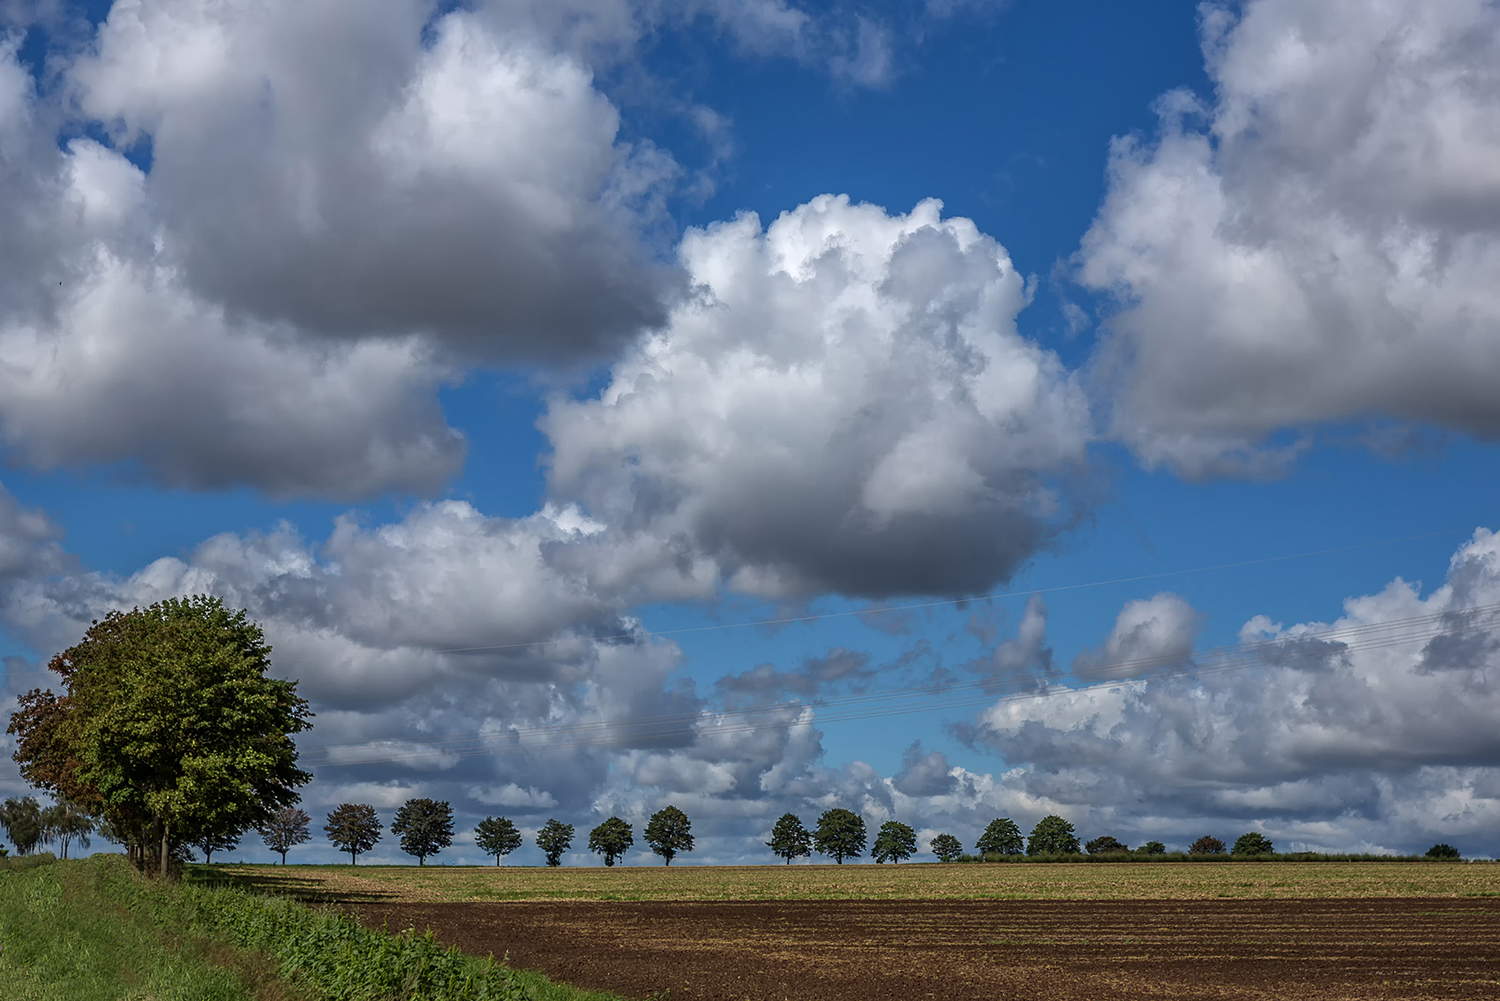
[[2, 0, 1499, 865]]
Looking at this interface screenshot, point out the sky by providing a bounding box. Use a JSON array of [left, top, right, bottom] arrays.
[[1, 0, 1499, 865]]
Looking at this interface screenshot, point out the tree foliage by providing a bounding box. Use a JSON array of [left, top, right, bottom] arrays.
[[929, 833, 964, 863], [474, 816, 523, 865], [1085, 835, 1128, 855], [1233, 832, 1275, 856], [1188, 835, 1227, 855], [767, 813, 811, 864], [537, 819, 574, 867], [1026, 815, 1080, 855], [0, 795, 44, 855], [1136, 840, 1167, 855], [193, 827, 241, 864], [392, 798, 454, 865], [1426, 843, 1461, 859], [813, 808, 866, 864], [976, 817, 1024, 856], [872, 820, 916, 863], [588, 816, 634, 866], [6, 596, 312, 877], [259, 807, 311, 864], [643, 805, 694, 865], [325, 803, 382, 864]]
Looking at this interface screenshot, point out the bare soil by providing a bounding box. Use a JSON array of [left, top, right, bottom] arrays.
[[341, 897, 1500, 1000]]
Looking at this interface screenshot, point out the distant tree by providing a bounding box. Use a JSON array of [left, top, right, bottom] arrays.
[[872, 821, 917, 863], [41, 798, 96, 860], [325, 804, 382, 864], [192, 827, 241, 865], [391, 798, 454, 865], [474, 817, 523, 866], [537, 819, 574, 867], [1136, 841, 1168, 856], [1233, 832, 1274, 856], [767, 813, 812, 864], [1188, 836, 1227, 855], [976, 818, 1025, 857], [7, 596, 312, 879], [1027, 815, 1080, 855], [1426, 843, 1461, 859], [589, 817, 634, 867], [1085, 835, 1129, 855], [644, 806, 694, 865], [930, 833, 964, 863], [813, 808, 867, 864], [0, 796, 44, 855], [259, 807, 312, 864]]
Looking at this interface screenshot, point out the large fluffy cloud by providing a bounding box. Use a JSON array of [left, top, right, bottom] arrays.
[[970, 529, 1500, 852], [1078, 0, 1500, 474], [544, 195, 1094, 599]]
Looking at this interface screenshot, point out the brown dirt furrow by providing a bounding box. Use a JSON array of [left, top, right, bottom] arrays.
[[335, 897, 1500, 1001]]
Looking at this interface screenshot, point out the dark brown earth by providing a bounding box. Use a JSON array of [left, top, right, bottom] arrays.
[[341, 897, 1500, 1000]]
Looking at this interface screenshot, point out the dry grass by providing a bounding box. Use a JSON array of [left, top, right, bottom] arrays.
[[201, 859, 1500, 904]]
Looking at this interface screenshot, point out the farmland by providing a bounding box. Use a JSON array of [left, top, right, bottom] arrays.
[[198, 861, 1500, 1000], [209, 858, 1500, 903]]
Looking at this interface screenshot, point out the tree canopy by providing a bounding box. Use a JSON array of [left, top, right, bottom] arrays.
[[643, 805, 694, 865], [1, 796, 44, 855], [929, 832, 964, 863], [976, 817, 1024, 856], [872, 820, 916, 863], [6, 595, 312, 877], [1427, 843, 1461, 859], [767, 813, 811, 864], [1085, 835, 1128, 855], [475, 816, 523, 865], [259, 807, 311, 864], [537, 819, 574, 866], [588, 817, 634, 866], [325, 803, 382, 864], [1188, 835, 1227, 855], [1233, 832, 1274, 856], [813, 808, 866, 864], [391, 798, 453, 864], [1137, 840, 1167, 855], [1026, 815, 1080, 855]]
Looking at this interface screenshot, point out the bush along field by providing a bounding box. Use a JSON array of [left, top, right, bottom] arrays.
[[0, 854, 626, 1001]]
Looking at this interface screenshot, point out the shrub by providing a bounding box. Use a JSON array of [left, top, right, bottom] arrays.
[[1188, 836, 1227, 855], [1085, 836, 1128, 855], [1426, 843, 1461, 859], [1233, 832, 1274, 856], [929, 833, 964, 863]]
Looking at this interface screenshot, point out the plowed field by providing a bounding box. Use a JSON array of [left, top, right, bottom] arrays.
[[344, 897, 1500, 1000]]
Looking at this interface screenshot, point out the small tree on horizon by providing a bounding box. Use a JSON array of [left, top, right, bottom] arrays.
[[259, 807, 312, 865], [1027, 815, 1080, 855], [1233, 832, 1274, 856], [537, 819, 574, 866], [391, 798, 454, 865], [325, 803, 382, 864], [589, 817, 634, 866], [192, 827, 240, 864], [930, 833, 964, 863], [1137, 840, 1167, 855], [813, 808, 866, 864], [644, 805, 694, 865], [0, 796, 45, 855], [872, 821, 916, 863], [1426, 843, 1461, 859], [767, 813, 812, 864], [41, 797, 96, 860], [1085, 835, 1128, 855], [1188, 835, 1227, 855], [976, 817, 1024, 857], [475, 816, 523, 866]]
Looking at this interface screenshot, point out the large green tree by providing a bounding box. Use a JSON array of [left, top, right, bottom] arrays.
[[1232, 832, 1274, 856], [766, 813, 811, 864], [7, 596, 312, 877], [588, 816, 634, 866], [392, 798, 454, 865], [474, 816, 523, 865], [872, 820, 916, 863], [537, 819, 574, 866], [976, 817, 1024, 856], [813, 808, 866, 864], [643, 805, 694, 865], [325, 803, 382, 864], [1026, 815, 1080, 855]]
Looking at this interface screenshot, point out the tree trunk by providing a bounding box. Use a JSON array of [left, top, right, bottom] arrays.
[[160, 821, 170, 880], [351, 851, 357, 865]]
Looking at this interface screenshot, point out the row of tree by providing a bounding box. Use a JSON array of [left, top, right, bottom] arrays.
[[0, 795, 96, 858], [925, 816, 1280, 860]]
